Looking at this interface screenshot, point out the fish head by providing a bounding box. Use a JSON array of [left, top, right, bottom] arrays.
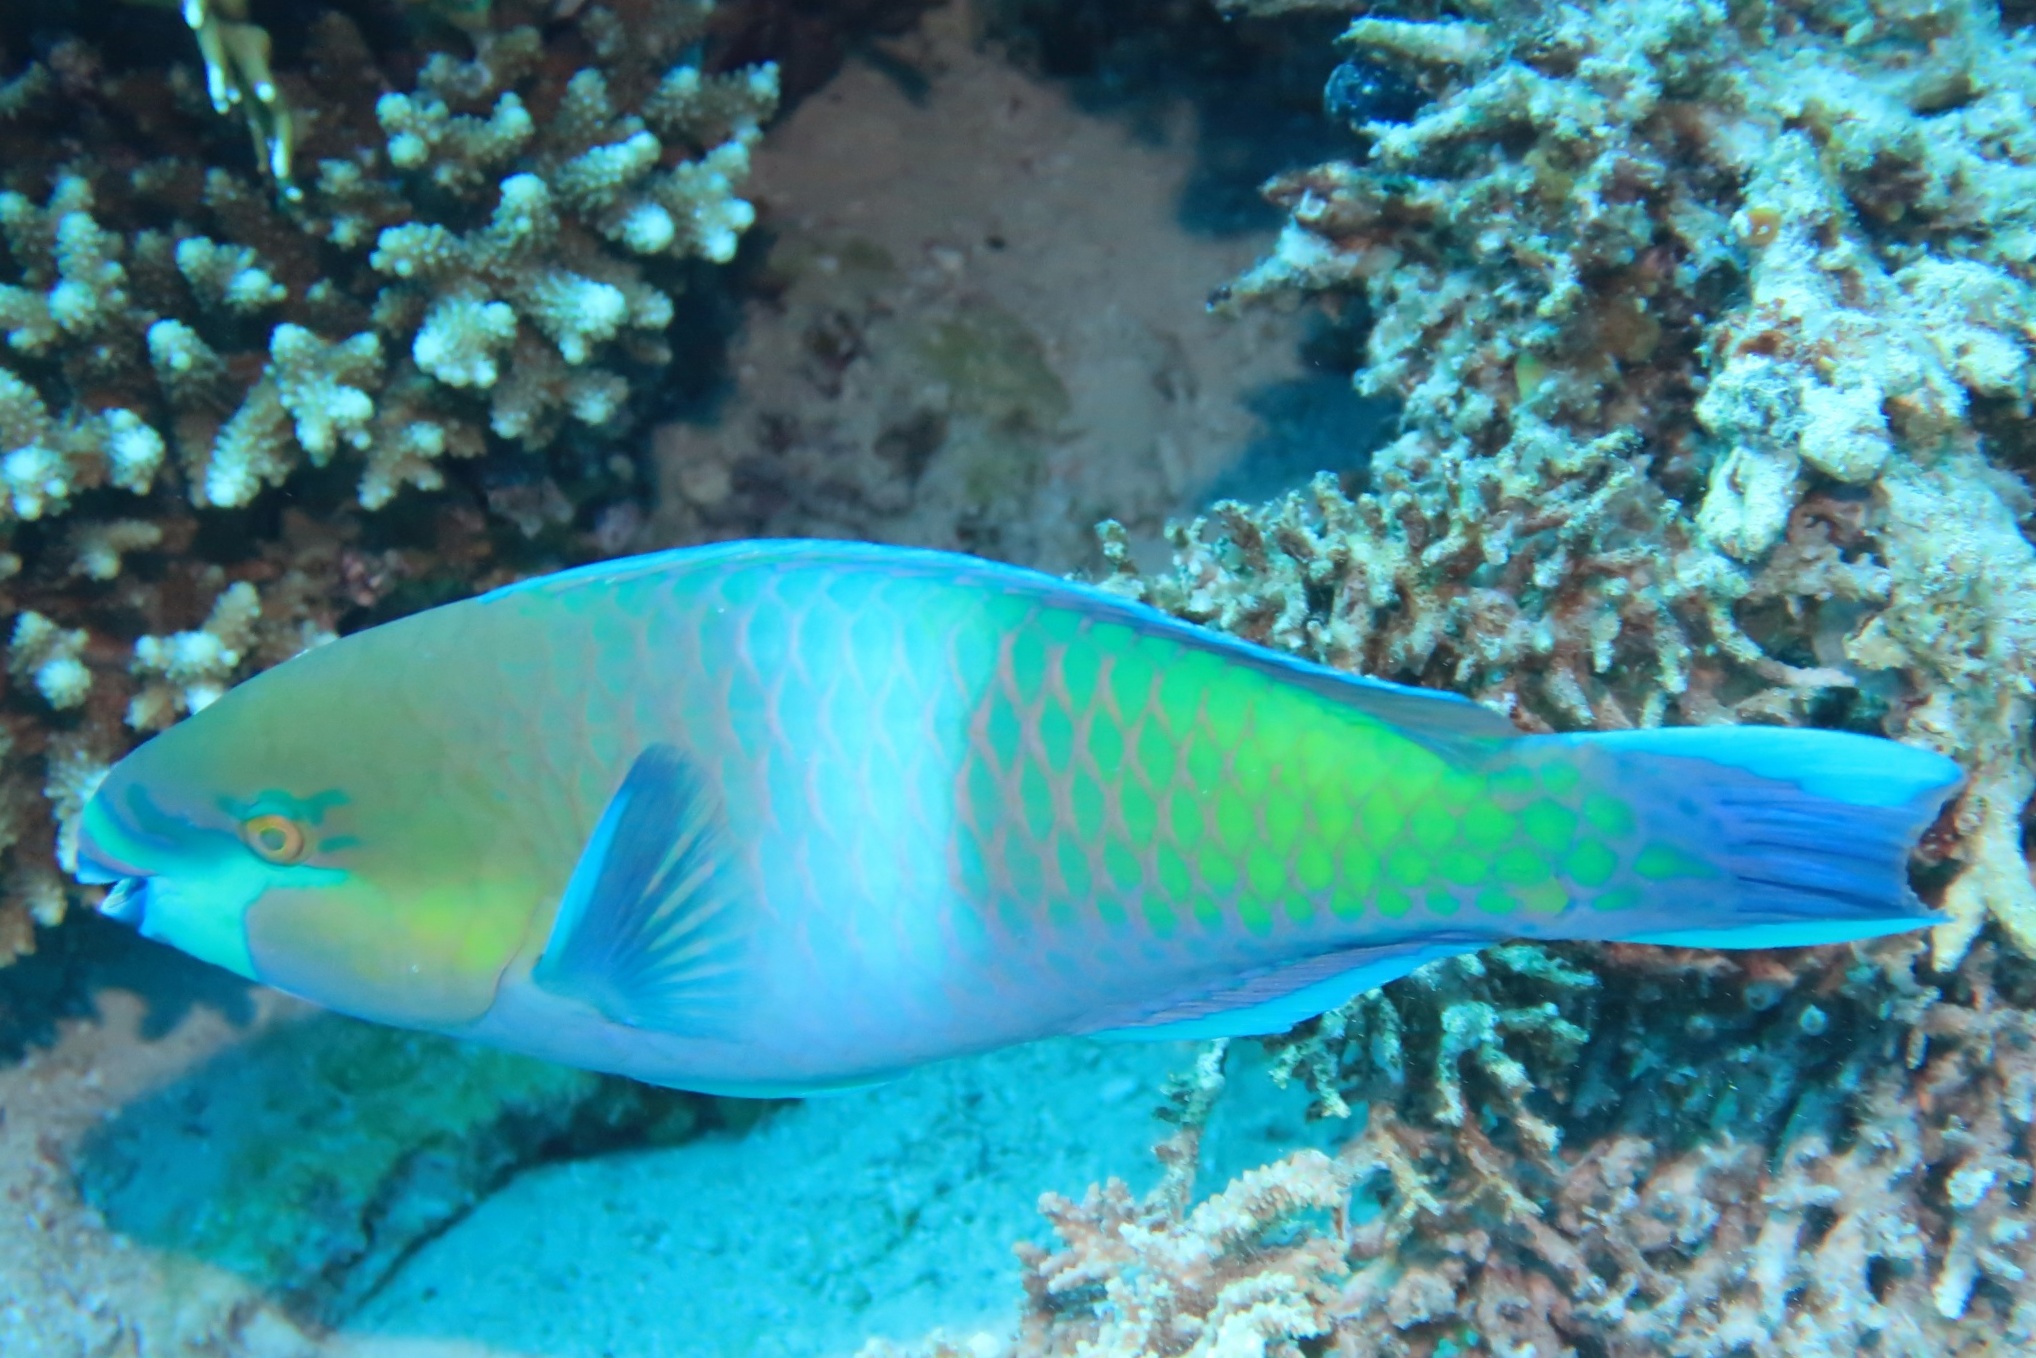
[[77, 631, 531, 1030]]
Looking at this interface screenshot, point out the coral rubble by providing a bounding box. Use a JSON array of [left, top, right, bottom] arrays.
[[0, 0, 777, 960]]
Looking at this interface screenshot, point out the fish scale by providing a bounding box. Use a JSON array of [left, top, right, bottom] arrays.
[[726, 568, 1641, 1035], [76, 540, 1963, 1094], [957, 606, 1457, 956]]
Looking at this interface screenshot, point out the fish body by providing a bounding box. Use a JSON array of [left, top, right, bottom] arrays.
[[78, 541, 1963, 1095]]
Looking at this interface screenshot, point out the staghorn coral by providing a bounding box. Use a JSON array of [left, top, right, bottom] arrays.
[[124, 575, 325, 733], [0, 3, 778, 520], [7, 610, 91, 712], [355, 20, 778, 477], [1304, 944, 2036, 1357], [1189, 0, 2036, 961], [0, 0, 779, 961]]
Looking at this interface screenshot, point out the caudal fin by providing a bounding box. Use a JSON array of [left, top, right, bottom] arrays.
[[1552, 726, 1963, 950]]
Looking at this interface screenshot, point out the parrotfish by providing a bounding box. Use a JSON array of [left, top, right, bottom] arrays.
[[78, 541, 1962, 1095]]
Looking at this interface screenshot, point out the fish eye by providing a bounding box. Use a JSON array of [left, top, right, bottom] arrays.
[[242, 813, 309, 865]]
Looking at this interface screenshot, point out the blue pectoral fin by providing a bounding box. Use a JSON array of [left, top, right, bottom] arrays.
[[533, 744, 748, 1036], [1086, 938, 1482, 1041]]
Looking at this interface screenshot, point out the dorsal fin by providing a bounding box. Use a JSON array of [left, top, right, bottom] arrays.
[[533, 744, 748, 1035], [479, 539, 1518, 746]]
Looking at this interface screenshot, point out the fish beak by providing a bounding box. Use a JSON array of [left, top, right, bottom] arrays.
[[77, 836, 153, 930], [75, 845, 136, 885], [100, 877, 150, 928]]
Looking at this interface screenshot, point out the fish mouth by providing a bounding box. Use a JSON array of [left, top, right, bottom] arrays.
[[99, 877, 149, 928], [76, 843, 143, 885], [77, 841, 152, 929]]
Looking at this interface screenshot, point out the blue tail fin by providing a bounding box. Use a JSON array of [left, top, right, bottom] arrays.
[[1552, 727, 1963, 950]]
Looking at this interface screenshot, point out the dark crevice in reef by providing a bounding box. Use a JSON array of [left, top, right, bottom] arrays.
[[0, 909, 256, 1064], [980, 0, 1354, 236]]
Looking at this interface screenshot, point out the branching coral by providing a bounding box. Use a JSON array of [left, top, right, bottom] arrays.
[[0, 0, 779, 960], [1312, 945, 2036, 1357], [125, 576, 324, 732], [1258, 945, 1595, 1158], [1008, 1145, 1355, 1358], [0, 4, 776, 522], [862, 1049, 1356, 1358], [871, 942, 2031, 1358], [7, 610, 91, 711], [1142, 881, 2014, 1352], [353, 19, 777, 479]]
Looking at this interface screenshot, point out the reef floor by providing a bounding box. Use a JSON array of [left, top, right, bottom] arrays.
[[638, 0, 1326, 573]]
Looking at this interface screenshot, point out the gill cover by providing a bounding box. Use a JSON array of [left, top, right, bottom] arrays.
[[230, 764, 526, 1029], [81, 728, 523, 1031]]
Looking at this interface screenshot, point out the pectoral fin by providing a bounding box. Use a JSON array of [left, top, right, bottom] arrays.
[[533, 744, 748, 1035]]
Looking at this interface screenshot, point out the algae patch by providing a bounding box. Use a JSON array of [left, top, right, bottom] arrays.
[[911, 300, 1069, 508]]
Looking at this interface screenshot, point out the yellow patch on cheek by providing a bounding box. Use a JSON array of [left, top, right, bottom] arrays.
[[244, 874, 527, 1030]]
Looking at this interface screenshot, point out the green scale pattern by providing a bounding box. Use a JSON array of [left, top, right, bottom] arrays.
[[949, 595, 1710, 961]]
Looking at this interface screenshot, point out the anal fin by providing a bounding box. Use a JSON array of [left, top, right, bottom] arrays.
[[533, 744, 748, 1036], [1085, 938, 1482, 1042]]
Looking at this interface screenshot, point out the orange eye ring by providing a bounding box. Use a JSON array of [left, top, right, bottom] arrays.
[[243, 813, 309, 865]]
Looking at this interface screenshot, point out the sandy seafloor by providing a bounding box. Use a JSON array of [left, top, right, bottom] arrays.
[[0, 4, 1373, 1355], [352, 1041, 1340, 1358]]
